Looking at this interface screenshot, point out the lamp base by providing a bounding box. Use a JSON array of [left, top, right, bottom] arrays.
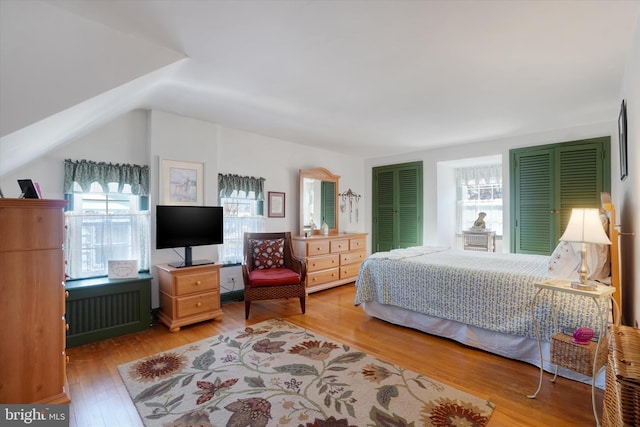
[[570, 281, 598, 291]]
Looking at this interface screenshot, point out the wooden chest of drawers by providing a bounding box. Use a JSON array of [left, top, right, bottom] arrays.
[[156, 263, 223, 332], [293, 233, 367, 293], [0, 199, 70, 404]]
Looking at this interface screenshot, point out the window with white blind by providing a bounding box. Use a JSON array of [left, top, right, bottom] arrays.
[[456, 165, 503, 236], [218, 192, 265, 265], [65, 182, 150, 279], [63, 159, 150, 279], [217, 173, 266, 265]]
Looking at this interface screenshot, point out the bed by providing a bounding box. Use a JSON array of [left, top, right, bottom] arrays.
[[354, 203, 621, 388]]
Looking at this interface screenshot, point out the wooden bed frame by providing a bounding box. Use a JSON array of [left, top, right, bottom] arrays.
[[603, 201, 621, 323]]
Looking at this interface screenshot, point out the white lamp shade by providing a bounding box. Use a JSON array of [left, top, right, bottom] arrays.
[[560, 208, 611, 245]]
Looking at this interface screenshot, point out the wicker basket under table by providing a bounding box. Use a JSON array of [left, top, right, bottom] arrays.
[[551, 332, 608, 376], [602, 325, 640, 427]]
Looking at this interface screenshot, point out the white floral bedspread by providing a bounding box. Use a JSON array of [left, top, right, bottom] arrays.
[[354, 248, 604, 341]]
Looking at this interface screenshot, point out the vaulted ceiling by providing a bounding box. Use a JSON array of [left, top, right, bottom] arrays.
[[1, 0, 639, 175]]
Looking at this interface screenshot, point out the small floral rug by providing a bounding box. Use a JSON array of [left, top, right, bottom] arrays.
[[118, 319, 494, 427]]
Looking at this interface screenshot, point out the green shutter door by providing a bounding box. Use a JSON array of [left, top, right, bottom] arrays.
[[321, 181, 336, 228], [373, 169, 395, 252], [512, 148, 554, 254], [511, 137, 610, 255], [373, 162, 422, 252], [557, 143, 606, 232], [398, 167, 422, 248]]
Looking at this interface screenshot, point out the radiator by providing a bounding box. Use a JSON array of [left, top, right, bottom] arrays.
[[65, 274, 152, 347]]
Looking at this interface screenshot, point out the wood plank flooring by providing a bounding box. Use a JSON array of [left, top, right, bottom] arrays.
[[66, 284, 601, 426]]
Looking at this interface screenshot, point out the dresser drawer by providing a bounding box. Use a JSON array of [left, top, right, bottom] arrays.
[[174, 271, 218, 296], [340, 262, 362, 280], [306, 240, 330, 256], [330, 238, 350, 253], [306, 254, 339, 272], [349, 237, 366, 251], [340, 250, 366, 265], [307, 268, 340, 287], [176, 292, 219, 318]]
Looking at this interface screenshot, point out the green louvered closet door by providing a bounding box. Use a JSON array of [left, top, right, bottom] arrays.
[[372, 161, 423, 253], [510, 137, 610, 255], [320, 181, 336, 228]]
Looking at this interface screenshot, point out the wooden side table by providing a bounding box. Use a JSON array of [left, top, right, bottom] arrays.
[[528, 279, 619, 427]]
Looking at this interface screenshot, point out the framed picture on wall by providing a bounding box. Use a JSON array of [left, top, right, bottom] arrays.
[[618, 99, 628, 181], [268, 191, 285, 218], [160, 159, 204, 205]]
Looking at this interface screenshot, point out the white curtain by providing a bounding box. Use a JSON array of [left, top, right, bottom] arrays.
[[218, 216, 265, 265], [455, 165, 503, 235], [65, 212, 150, 279]]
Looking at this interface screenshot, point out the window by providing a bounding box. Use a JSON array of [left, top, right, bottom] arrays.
[[63, 159, 150, 279], [65, 182, 150, 279], [456, 165, 503, 236], [217, 174, 266, 265]]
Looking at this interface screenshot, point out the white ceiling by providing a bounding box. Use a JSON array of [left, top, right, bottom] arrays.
[[2, 0, 639, 171]]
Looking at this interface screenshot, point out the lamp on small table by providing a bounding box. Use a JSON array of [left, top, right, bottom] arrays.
[[560, 208, 611, 290]]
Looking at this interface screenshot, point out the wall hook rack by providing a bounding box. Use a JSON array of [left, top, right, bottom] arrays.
[[339, 188, 361, 223]]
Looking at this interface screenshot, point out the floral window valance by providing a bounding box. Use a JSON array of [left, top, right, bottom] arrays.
[[218, 173, 265, 200], [64, 159, 149, 195]]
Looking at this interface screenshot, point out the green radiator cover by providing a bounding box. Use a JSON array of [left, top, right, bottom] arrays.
[[65, 273, 152, 347]]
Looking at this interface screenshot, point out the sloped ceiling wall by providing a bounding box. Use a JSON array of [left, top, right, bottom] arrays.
[[0, 0, 184, 174], [2, 1, 639, 177]]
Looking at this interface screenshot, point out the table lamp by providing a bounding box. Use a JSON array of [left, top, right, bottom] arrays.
[[560, 208, 611, 290]]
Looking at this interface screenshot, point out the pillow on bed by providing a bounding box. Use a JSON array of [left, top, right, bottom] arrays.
[[547, 214, 610, 281]]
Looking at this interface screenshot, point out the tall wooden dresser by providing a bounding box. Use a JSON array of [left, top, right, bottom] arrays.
[[292, 233, 367, 293], [0, 199, 70, 403]]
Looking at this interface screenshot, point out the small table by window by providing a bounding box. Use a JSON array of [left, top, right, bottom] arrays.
[[462, 230, 496, 252]]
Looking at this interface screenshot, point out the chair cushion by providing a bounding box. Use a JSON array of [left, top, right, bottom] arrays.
[[250, 238, 285, 270], [248, 268, 301, 287]]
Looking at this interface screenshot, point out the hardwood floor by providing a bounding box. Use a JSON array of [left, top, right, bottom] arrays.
[[66, 284, 601, 426]]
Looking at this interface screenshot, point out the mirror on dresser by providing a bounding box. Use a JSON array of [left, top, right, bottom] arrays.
[[299, 167, 339, 235]]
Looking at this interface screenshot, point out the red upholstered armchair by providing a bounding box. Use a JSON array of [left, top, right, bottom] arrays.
[[242, 232, 307, 319]]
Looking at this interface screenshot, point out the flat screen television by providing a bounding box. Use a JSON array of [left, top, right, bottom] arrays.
[[156, 205, 224, 268]]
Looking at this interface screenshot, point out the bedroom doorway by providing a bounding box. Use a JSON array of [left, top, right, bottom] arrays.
[[372, 161, 423, 253]]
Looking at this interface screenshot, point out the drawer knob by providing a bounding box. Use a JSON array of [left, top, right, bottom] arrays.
[[195, 281, 201, 285], [65, 323, 70, 331], [196, 302, 202, 307], [65, 291, 69, 298]]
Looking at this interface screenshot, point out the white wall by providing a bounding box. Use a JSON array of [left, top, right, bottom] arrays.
[[617, 14, 640, 327], [2, 108, 366, 307], [364, 121, 615, 252]]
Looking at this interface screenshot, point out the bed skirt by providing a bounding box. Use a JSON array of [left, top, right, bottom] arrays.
[[362, 301, 605, 389]]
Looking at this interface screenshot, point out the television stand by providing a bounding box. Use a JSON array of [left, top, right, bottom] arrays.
[[156, 263, 223, 332]]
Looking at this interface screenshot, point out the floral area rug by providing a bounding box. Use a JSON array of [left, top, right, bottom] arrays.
[[118, 319, 494, 427]]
